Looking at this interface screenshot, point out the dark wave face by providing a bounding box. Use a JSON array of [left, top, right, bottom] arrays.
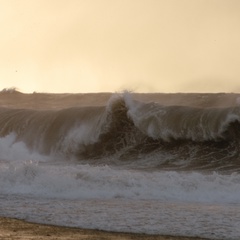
[[1, 89, 240, 172]]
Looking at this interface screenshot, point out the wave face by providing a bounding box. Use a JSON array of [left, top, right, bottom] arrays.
[[1, 90, 240, 172]]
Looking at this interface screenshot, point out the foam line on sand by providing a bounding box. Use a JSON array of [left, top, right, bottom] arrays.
[[0, 217, 210, 240]]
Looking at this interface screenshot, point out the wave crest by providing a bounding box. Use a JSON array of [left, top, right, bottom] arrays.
[[1, 92, 240, 171]]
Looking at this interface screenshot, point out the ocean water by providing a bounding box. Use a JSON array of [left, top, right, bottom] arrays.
[[0, 89, 240, 239]]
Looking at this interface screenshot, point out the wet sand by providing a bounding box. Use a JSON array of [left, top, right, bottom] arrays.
[[0, 217, 209, 240]]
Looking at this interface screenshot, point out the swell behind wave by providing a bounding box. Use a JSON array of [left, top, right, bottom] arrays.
[[0, 92, 240, 172]]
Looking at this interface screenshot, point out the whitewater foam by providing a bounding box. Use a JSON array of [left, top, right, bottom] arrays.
[[1, 91, 240, 239], [1, 154, 240, 204]]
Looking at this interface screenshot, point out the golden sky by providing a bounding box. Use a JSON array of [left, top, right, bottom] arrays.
[[1, 0, 240, 93]]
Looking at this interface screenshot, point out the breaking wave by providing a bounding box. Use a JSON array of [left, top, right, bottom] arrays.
[[0, 91, 240, 172]]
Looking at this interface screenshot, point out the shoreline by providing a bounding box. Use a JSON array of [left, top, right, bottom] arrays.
[[0, 216, 209, 240]]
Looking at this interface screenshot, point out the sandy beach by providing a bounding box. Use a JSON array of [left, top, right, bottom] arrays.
[[0, 217, 209, 240]]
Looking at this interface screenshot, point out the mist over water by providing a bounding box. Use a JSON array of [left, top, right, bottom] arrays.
[[0, 89, 240, 239]]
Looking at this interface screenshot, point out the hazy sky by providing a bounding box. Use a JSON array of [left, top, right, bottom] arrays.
[[1, 0, 240, 93]]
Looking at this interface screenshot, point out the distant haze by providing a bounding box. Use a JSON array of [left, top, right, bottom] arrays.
[[1, 0, 240, 93]]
